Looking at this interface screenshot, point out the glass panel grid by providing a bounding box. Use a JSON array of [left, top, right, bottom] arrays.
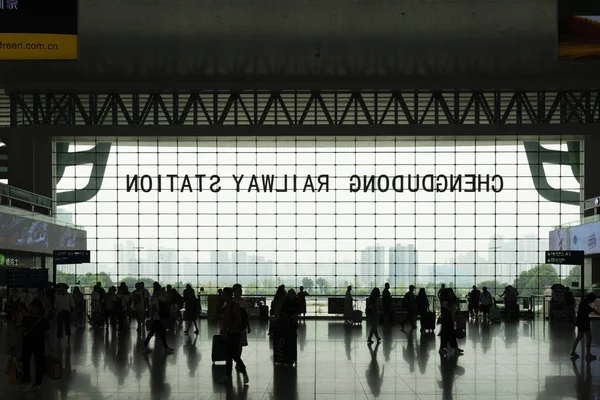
[[53, 136, 582, 312]]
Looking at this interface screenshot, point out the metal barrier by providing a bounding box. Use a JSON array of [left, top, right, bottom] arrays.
[[0, 183, 53, 216], [74, 292, 543, 319]]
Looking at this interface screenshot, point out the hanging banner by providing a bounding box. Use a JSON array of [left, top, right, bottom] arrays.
[[0, 0, 78, 60]]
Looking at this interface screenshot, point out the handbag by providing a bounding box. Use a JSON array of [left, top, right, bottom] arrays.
[[5, 347, 20, 385], [455, 328, 466, 339], [240, 331, 248, 347], [45, 355, 62, 380]]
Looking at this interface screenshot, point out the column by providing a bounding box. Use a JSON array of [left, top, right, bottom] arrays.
[[584, 135, 600, 288]]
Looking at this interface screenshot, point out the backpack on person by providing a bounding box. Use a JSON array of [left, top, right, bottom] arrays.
[[158, 299, 170, 319], [172, 291, 184, 309], [132, 292, 142, 305], [239, 306, 249, 332], [402, 293, 413, 310]]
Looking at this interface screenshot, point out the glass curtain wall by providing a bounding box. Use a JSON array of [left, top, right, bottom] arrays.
[[53, 136, 582, 314]]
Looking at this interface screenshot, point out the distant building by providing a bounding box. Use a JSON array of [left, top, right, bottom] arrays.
[[360, 245, 386, 287], [388, 244, 416, 290], [488, 235, 545, 277], [117, 240, 138, 277]]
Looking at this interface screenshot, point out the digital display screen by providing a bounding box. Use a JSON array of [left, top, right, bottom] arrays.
[[549, 220, 600, 255], [0, 212, 87, 255], [558, 1, 600, 60], [53, 250, 90, 265], [0, 0, 78, 60]]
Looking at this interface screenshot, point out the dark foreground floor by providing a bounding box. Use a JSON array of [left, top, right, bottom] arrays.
[[1, 317, 599, 400]]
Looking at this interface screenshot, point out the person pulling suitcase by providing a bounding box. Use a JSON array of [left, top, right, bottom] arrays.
[[219, 287, 250, 385], [273, 289, 299, 366]]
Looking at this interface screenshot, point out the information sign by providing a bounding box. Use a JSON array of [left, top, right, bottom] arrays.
[[545, 250, 585, 265], [53, 250, 90, 265]]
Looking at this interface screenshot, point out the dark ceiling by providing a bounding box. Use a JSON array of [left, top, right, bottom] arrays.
[[1, 0, 599, 91]]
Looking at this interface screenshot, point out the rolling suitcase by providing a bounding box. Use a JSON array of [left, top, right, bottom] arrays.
[[273, 331, 297, 366], [352, 310, 363, 325], [420, 311, 436, 332], [260, 305, 269, 321], [212, 334, 228, 364], [456, 315, 467, 330], [92, 311, 103, 328], [490, 306, 501, 322]]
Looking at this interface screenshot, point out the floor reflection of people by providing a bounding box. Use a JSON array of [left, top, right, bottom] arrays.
[[503, 319, 518, 347], [184, 335, 201, 377], [142, 351, 172, 400], [113, 332, 132, 385], [366, 342, 384, 397], [381, 324, 396, 362], [417, 332, 434, 374], [270, 364, 299, 400], [480, 322, 492, 354], [402, 330, 416, 373], [344, 325, 353, 360], [572, 359, 592, 400], [298, 321, 307, 351], [467, 318, 480, 350], [438, 352, 465, 399]]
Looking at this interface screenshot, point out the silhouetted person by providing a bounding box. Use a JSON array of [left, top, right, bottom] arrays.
[[382, 283, 394, 323], [500, 285, 519, 319], [142, 283, 174, 355], [219, 287, 249, 385], [400, 285, 417, 331], [467, 285, 481, 320], [437, 284, 446, 303], [365, 342, 384, 397], [233, 283, 251, 371], [183, 284, 199, 335], [54, 283, 74, 345], [416, 288, 430, 332], [439, 288, 463, 355], [20, 299, 49, 390], [571, 293, 600, 360], [344, 286, 354, 324], [297, 286, 309, 320], [479, 286, 494, 321], [367, 288, 383, 344]]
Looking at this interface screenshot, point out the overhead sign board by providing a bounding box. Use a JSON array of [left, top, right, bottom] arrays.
[[53, 250, 90, 265], [549, 220, 600, 255], [3, 267, 48, 288], [0, 0, 78, 60], [545, 250, 585, 265]]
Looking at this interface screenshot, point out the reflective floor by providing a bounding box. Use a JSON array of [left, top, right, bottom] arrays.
[[1, 317, 599, 400]]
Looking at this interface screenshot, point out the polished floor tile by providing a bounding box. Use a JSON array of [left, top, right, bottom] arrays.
[[1, 317, 599, 399]]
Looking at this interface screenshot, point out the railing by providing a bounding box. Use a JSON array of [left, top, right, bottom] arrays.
[[0, 183, 53, 216], [554, 214, 600, 229], [73, 290, 542, 319]]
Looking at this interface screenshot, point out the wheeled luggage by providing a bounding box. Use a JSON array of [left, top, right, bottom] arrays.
[[456, 315, 467, 330], [273, 332, 297, 366], [259, 305, 269, 321], [45, 355, 62, 379], [490, 306, 501, 322], [352, 310, 363, 325], [420, 311, 436, 332], [212, 334, 228, 364], [92, 311, 103, 328]]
